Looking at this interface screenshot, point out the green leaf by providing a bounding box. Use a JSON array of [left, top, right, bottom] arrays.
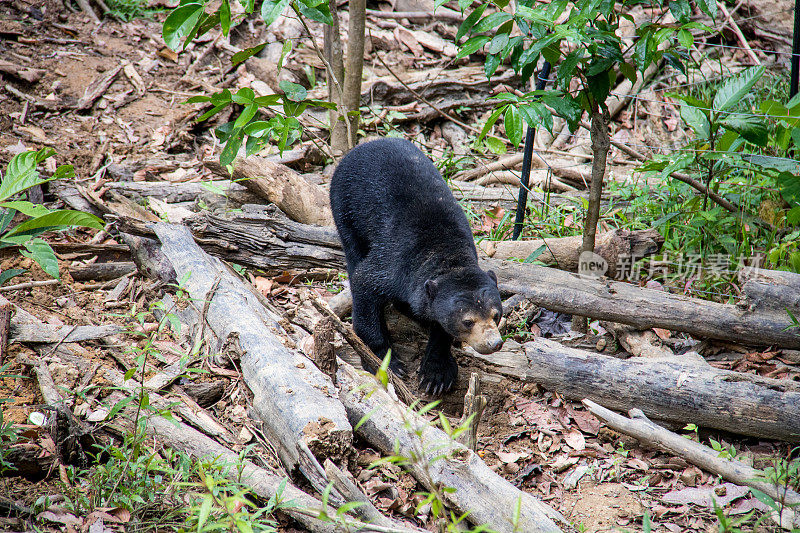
[[0, 201, 52, 218], [523, 245, 546, 263], [484, 53, 502, 78], [234, 104, 258, 129], [472, 12, 512, 33], [279, 80, 307, 102], [295, 0, 333, 24], [261, 0, 291, 26], [231, 43, 266, 66], [456, 4, 487, 41], [677, 28, 693, 49], [719, 115, 768, 146], [477, 105, 504, 143], [232, 87, 255, 105], [198, 494, 213, 531], [4, 210, 103, 240], [712, 66, 765, 113], [744, 154, 800, 174], [455, 35, 490, 59], [668, 0, 691, 23], [162, 3, 204, 50], [20, 239, 59, 279], [278, 39, 293, 73], [680, 105, 710, 139], [487, 33, 509, 55], [695, 0, 718, 19], [0, 151, 53, 203], [0, 268, 25, 285], [185, 95, 212, 103], [485, 136, 506, 154], [504, 105, 523, 146], [220, 132, 244, 167], [219, 0, 231, 36]]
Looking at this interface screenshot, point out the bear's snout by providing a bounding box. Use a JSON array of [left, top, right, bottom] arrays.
[[463, 318, 504, 354]]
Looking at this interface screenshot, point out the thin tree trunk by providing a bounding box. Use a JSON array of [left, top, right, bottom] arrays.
[[573, 109, 610, 333], [341, 0, 366, 150], [324, 0, 347, 153]]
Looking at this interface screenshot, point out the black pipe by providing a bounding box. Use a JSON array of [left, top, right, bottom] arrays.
[[791, 0, 800, 97], [512, 61, 551, 240]]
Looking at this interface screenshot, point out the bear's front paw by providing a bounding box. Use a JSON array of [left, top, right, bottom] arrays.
[[389, 358, 407, 379], [419, 355, 457, 396]]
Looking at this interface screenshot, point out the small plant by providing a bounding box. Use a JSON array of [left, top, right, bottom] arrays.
[[185, 461, 287, 533], [0, 363, 23, 476], [0, 149, 103, 285], [104, 0, 164, 21]]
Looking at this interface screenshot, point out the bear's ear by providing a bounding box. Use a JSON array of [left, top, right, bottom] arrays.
[[487, 270, 498, 285], [425, 279, 438, 300]]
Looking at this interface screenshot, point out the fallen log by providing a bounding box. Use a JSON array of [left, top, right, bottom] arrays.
[[132, 223, 353, 477], [469, 337, 800, 441], [113, 395, 424, 533], [478, 228, 664, 278], [740, 267, 800, 313], [181, 206, 800, 349], [105, 179, 260, 205], [336, 361, 567, 533], [203, 157, 333, 226], [10, 318, 124, 344], [68, 261, 136, 281], [583, 399, 800, 528], [485, 256, 800, 350], [185, 204, 345, 273]]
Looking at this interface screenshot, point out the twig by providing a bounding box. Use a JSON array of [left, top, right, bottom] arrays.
[[0, 279, 59, 292], [365, 8, 462, 22], [308, 292, 416, 405], [373, 49, 481, 136], [583, 399, 800, 526], [717, 1, 761, 65], [0, 295, 10, 365]]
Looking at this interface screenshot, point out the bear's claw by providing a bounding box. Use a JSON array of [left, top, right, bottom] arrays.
[[419, 356, 457, 396]]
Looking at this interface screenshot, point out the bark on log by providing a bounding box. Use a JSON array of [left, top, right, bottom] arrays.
[[740, 267, 800, 313], [106, 180, 261, 205], [185, 204, 345, 274], [484, 256, 800, 349], [136, 223, 352, 475], [128, 402, 422, 533], [478, 228, 664, 278], [204, 158, 333, 226], [10, 318, 125, 344], [336, 361, 567, 533], [583, 400, 800, 526], [469, 337, 800, 441], [68, 261, 136, 281]]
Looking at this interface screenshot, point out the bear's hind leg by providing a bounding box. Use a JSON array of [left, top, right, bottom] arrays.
[[419, 323, 457, 395]]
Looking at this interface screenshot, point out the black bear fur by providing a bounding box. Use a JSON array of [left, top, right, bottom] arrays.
[[330, 138, 503, 395]]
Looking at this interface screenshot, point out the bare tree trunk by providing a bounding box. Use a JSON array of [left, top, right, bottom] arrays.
[[573, 109, 610, 333], [324, 0, 347, 153], [341, 0, 366, 150], [328, 0, 365, 153]]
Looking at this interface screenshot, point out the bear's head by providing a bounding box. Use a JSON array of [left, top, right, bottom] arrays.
[[425, 269, 503, 354]]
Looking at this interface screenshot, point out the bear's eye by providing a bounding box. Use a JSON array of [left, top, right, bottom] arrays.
[[491, 310, 500, 323], [462, 319, 475, 330]]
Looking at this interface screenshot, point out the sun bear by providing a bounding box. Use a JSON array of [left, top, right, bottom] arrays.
[[330, 138, 503, 395]]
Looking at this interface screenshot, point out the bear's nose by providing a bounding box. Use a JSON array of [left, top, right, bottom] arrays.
[[490, 337, 503, 352]]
